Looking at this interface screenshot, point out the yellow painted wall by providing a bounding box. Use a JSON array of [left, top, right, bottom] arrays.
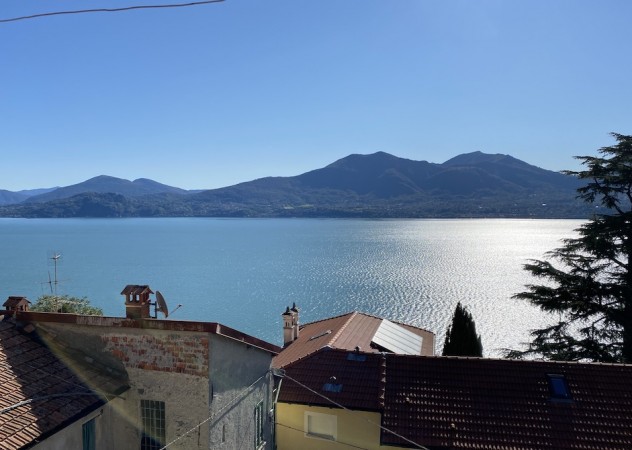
[[276, 403, 412, 450]]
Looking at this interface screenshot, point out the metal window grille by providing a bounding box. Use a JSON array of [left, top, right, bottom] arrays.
[[254, 401, 265, 448], [141, 400, 166, 450]]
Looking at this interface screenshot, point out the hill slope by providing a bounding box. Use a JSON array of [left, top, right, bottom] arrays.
[[0, 152, 588, 218], [25, 175, 188, 203]]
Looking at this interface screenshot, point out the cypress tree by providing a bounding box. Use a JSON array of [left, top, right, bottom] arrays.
[[442, 302, 483, 357]]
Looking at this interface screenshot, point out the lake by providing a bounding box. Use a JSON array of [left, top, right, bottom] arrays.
[[0, 218, 582, 356]]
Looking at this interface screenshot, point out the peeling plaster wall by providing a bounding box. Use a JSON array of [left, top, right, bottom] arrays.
[[35, 322, 210, 450], [208, 335, 274, 450], [31, 320, 276, 450], [31, 406, 117, 450]]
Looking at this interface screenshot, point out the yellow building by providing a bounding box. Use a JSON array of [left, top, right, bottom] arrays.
[[273, 307, 632, 450]]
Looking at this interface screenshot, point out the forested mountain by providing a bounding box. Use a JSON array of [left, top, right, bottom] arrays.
[[0, 152, 590, 218], [24, 175, 189, 203]]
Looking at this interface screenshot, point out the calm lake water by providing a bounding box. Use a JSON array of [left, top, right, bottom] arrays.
[[0, 218, 582, 356]]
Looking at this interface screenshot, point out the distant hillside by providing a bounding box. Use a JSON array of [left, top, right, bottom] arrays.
[[0, 152, 591, 218], [0, 187, 57, 206], [25, 175, 189, 203]]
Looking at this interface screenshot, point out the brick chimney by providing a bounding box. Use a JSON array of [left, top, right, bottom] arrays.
[[3, 296, 31, 315], [121, 285, 153, 319]]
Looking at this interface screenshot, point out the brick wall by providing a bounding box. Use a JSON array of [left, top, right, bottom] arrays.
[[101, 333, 209, 377], [102, 332, 209, 377]]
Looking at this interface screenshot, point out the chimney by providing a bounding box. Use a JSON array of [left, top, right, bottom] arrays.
[[2, 296, 31, 315], [290, 302, 300, 340], [121, 285, 153, 319], [282, 306, 295, 347]]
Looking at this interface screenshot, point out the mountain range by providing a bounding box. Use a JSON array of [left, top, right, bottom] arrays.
[[0, 151, 590, 218]]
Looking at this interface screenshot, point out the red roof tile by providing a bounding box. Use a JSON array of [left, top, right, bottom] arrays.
[[0, 319, 128, 450], [278, 348, 632, 450], [381, 356, 632, 449], [278, 348, 384, 411]]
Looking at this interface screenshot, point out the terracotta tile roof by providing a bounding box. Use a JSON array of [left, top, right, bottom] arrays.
[[381, 356, 632, 449], [278, 348, 384, 411], [120, 284, 153, 295], [0, 319, 128, 450], [278, 348, 632, 450], [273, 311, 435, 368]]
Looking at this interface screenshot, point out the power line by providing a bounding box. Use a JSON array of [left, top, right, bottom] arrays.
[[275, 421, 368, 450], [282, 372, 430, 450], [0, 0, 225, 24], [159, 370, 269, 450]]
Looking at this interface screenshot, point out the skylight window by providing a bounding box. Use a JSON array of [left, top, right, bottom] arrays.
[[546, 374, 572, 401], [347, 352, 367, 362], [322, 382, 343, 393], [322, 376, 343, 393]]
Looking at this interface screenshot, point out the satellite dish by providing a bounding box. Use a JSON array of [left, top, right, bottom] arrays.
[[155, 290, 169, 318]]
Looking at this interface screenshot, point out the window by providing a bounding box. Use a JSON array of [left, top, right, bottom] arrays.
[[82, 418, 96, 450], [546, 374, 572, 401], [140, 400, 166, 450], [254, 401, 265, 449], [304, 411, 337, 441]]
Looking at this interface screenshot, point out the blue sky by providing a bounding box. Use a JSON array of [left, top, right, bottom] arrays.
[[1, 0, 630, 191]]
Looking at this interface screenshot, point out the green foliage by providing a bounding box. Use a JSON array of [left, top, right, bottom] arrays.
[[510, 133, 632, 362], [442, 302, 483, 357], [31, 294, 103, 316]]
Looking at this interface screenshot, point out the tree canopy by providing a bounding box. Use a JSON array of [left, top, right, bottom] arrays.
[[31, 294, 103, 316], [510, 133, 632, 362], [442, 302, 483, 357]]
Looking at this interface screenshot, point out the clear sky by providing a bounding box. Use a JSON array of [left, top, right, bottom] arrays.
[[1, 0, 630, 191]]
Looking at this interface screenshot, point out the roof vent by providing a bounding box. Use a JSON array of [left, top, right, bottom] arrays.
[[309, 329, 332, 341]]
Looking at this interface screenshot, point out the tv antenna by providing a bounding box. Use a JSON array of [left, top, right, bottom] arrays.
[[44, 252, 62, 295], [153, 290, 182, 319]]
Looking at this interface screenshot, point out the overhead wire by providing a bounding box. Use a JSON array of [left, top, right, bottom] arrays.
[[158, 370, 269, 450], [275, 421, 368, 450], [281, 372, 430, 450], [0, 0, 225, 24]]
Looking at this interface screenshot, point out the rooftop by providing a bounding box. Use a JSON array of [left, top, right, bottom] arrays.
[[273, 311, 434, 368], [279, 348, 632, 449], [15, 311, 282, 355], [0, 318, 128, 450]]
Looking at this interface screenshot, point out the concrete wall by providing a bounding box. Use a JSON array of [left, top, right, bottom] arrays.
[[31, 404, 117, 450], [35, 322, 211, 450], [31, 319, 276, 450], [276, 403, 409, 450], [208, 334, 274, 450]]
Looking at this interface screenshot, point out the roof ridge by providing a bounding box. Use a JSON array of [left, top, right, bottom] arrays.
[[347, 310, 435, 335], [301, 311, 357, 328], [389, 353, 632, 367], [328, 311, 358, 347]]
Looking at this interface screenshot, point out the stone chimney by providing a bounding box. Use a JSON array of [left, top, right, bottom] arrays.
[[121, 285, 153, 319], [282, 307, 293, 346], [290, 302, 300, 340], [282, 303, 301, 346]]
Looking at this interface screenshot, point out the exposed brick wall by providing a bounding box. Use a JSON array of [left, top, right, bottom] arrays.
[[102, 333, 209, 377]]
